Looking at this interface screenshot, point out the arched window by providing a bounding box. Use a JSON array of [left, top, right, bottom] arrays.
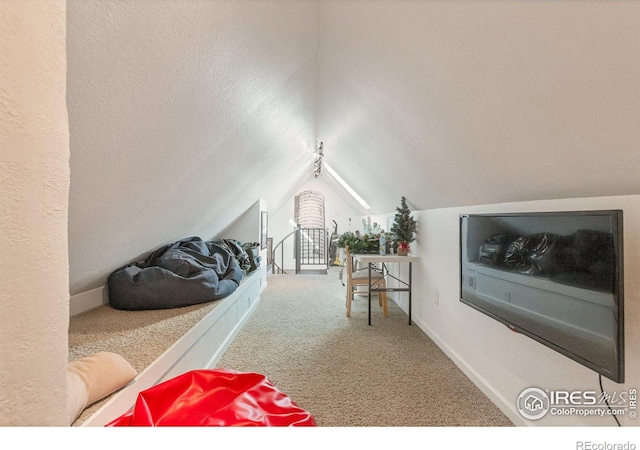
[[294, 190, 327, 272]]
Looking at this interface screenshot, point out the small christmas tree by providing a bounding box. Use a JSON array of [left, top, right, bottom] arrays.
[[390, 196, 417, 254]]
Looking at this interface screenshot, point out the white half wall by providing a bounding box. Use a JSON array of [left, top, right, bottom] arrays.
[[218, 199, 265, 246], [405, 195, 640, 427], [70, 199, 269, 316]]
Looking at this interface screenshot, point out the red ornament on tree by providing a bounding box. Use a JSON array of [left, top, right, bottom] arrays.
[[390, 196, 416, 256]]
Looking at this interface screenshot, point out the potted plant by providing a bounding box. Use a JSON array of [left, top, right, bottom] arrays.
[[390, 196, 417, 256]]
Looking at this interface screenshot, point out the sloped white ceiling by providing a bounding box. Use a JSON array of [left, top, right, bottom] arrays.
[[317, 0, 640, 214], [67, 1, 320, 294], [67, 0, 639, 294]]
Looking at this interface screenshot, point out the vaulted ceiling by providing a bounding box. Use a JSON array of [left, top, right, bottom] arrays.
[[66, 0, 639, 294], [317, 1, 639, 214]]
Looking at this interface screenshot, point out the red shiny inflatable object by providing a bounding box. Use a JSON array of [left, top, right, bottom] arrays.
[[106, 369, 316, 427]]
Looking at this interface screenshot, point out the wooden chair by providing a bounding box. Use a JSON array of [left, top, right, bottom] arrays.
[[345, 245, 387, 318]]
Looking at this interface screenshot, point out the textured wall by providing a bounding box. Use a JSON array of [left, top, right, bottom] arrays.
[[67, 0, 320, 295], [317, 1, 640, 214], [408, 194, 640, 426], [59, 0, 640, 428], [0, 1, 69, 425], [66, 0, 640, 294]]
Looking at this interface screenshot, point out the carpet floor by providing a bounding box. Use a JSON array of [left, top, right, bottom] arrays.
[[216, 268, 513, 427]]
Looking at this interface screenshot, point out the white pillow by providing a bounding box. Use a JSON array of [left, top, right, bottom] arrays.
[[67, 370, 89, 425], [67, 352, 138, 425]]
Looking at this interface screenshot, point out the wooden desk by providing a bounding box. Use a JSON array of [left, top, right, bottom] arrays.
[[353, 254, 419, 326]]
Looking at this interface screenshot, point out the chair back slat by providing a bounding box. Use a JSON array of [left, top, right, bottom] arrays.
[[345, 245, 353, 275]]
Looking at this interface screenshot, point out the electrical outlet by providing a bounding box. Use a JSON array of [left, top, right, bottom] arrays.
[[434, 290, 439, 306]]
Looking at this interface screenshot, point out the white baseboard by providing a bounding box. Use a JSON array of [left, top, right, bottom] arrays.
[[411, 315, 529, 427], [69, 286, 108, 317]]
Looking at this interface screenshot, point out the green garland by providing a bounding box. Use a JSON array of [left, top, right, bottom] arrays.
[[336, 231, 380, 254], [335, 199, 416, 254]]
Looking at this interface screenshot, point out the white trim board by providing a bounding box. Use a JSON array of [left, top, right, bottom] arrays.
[[79, 268, 266, 427], [411, 314, 526, 427], [70, 285, 107, 317], [385, 290, 523, 425]]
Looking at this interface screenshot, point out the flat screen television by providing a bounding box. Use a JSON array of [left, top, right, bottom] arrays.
[[459, 210, 624, 383]]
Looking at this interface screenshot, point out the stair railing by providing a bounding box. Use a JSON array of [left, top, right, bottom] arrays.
[[271, 225, 331, 274], [271, 226, 301, 274]]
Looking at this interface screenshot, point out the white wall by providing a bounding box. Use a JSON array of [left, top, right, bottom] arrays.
[[401, 195, 640, 426], [66, 0, 320, 297], [2, 0, 635, 428], [270, 175, 364, 271], [317, 1, 640, 214], [218, 199, 264, 245], [0, 1, 69, 426], [218, 198, 268, 289]]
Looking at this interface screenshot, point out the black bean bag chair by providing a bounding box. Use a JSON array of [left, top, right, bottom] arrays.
[[211, 239, 262, 276], [242, 242, 262, 273], [107, 236, 244, 311], [211, 239, 252, 275]]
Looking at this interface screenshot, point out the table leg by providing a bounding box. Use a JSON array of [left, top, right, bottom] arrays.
[[368, 263, 372, 326], [408, 262, 412, 325]]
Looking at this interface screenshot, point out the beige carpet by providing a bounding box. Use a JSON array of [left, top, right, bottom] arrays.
[[216, 268, 513, 427], [68, 300, 221, 425]]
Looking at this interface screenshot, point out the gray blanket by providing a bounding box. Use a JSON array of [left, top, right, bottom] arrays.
[[108, 236, 244, 311]]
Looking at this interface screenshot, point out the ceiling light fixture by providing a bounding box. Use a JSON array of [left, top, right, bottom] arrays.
[[313, 141, 324, 178], [324, 163, 371, 210]]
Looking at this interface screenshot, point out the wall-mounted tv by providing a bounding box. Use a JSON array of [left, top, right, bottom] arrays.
[[459, 210, 624, 383]]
